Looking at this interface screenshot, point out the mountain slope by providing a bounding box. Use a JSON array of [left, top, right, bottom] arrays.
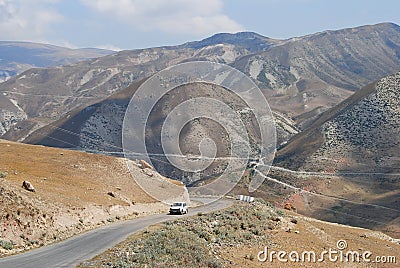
[[22, 79, 298, 184], [0, 41, 114, 82], [265, 71, 400, 236], [235, 22, 400, 116], [276, 71, 400, 173]]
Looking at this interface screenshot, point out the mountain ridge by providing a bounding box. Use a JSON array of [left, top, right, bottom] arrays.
[[1, 22, 400, 148]]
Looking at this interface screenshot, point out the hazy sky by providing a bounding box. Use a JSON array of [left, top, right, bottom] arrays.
[[0, 0, 399, 50]]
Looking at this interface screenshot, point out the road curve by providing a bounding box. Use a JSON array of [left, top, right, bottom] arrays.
[[0, 198, 232, 268]]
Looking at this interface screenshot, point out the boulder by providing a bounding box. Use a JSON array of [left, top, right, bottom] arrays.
[[284, 202, 296, 212], [22, 181, 35, 192], [143, 170, 154, 177]]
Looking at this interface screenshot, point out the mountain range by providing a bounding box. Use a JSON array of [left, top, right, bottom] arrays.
[[0, 23, 399, 235], [1, 23, 400, 144]]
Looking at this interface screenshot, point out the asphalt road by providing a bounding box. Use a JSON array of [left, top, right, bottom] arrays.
[[0, 197, 232, 268]]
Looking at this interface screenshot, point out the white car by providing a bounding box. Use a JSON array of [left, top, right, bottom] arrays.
[[169, 202, 188, 215]]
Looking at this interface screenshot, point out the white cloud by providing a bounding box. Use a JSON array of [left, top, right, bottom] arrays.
[[0, 0, 63, 41], [81, 0, 244, 36]]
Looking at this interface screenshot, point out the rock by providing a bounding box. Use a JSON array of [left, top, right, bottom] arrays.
[[271, 216, 281, 222], [139, 160, 153, 170], [284, 202, 296, 212], [290, 218, 298, 224], [107, 192, 116, 198], [22, 181, 35, 192], [143, 170, 154, 177]]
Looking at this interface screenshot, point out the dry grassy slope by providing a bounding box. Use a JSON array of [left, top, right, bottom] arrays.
[[82, 201, 400, 268], [0, 139, 187, 255]]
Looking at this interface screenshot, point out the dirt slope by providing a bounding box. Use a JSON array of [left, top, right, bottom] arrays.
[[0, 139, 187, 256]]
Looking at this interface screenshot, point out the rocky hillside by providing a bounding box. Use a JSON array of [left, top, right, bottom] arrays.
[[276, 71, 400, 173], [235, 22, 400, 117], [0, 41, 114, 82], [2, 23, 400, 141], [267, 71, 400, 237], [0, 139, 188, 255]]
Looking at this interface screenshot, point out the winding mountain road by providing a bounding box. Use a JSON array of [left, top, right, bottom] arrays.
[[0, 197, 232, 268]]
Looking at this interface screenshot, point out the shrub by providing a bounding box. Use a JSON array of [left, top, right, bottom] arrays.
[[118, 225, 221, 267], [276, 210, 285, 216], [191, 225, 212, 242], [0, 171, 8, 178], [0, 240, 13, 250]]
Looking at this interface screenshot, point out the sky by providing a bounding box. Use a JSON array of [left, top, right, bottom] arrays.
[[0, 0, 399, 51]]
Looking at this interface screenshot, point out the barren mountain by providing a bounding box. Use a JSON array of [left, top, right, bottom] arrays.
[[22, 80, 297, 186], [2, 23, 400, 142], [235, 22, 400, 118], [0, 41, 114, 82], [261, 71, 400, 237], [0, 33, 274, 138]]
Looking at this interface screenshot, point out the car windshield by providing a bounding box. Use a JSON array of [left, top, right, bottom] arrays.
[[172, 202, 183, 206]]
